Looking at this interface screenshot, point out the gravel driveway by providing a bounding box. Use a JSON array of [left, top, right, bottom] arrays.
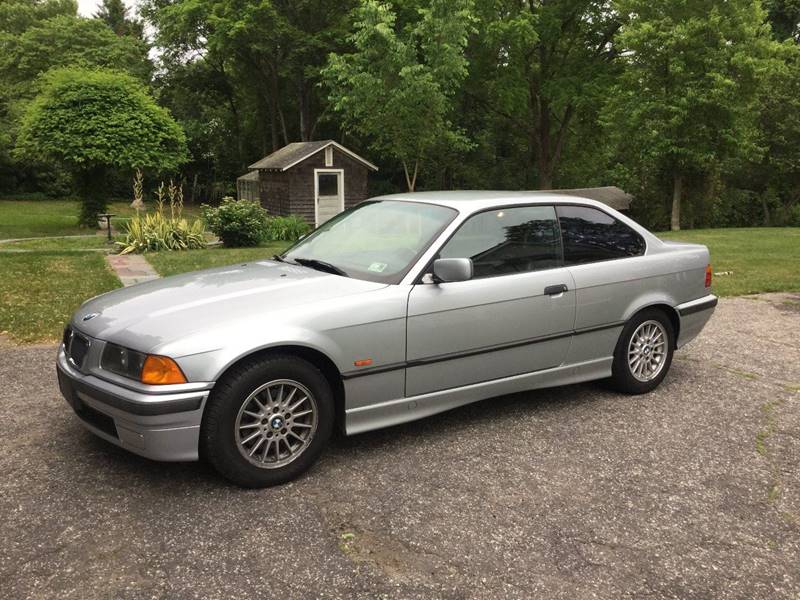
[[1, 294, 798, 599]]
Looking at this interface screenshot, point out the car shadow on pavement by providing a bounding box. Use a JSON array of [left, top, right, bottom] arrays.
[[64, 381, 609, 488]]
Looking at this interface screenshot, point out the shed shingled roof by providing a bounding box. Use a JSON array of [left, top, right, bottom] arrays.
[[542, 186, 633, 210], [236, 170, 259, 182], [248, 140, 378, 172]]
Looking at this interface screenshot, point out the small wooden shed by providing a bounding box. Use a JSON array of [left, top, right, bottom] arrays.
[[236, 170, 260, 202], [246, 140, 378, 226]]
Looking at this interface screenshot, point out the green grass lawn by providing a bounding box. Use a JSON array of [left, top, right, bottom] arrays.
[[0, 198, 202, 240], [147, 243, 291, 277], [0, 248, 121, 344], [656, 227, 800, 297]]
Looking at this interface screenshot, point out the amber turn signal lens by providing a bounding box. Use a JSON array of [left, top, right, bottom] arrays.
[[141, 355, 187, 385], [705, 264, 712, 288]]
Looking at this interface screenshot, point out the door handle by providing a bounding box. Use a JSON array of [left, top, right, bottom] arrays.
[[544, 284, 569, 296]]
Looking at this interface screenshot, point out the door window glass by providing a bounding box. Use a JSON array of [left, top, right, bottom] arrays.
[[317, 173, 339, 196], [439, 206, 561, 278], [556, 206, 645, 264]]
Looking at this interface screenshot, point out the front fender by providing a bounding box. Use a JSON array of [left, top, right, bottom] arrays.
[[164, 324, 346, 383]]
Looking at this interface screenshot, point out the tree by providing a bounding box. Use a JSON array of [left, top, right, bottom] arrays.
[[0, 13, 152, 194], [143, 0, 356, 151], [16, 68, 188, 226], [324, 0, 474, 191], [464, 0, 622, 189], [94, 0, 143, 38], [764, 0, 800, 41], [0, 0, 76, 35], [601, 0, 771, 230], [0, 15, 150, 88], [744, 40, 800, 223]]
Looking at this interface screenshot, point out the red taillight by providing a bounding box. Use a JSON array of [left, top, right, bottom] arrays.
[[705, 264, 712, 288]]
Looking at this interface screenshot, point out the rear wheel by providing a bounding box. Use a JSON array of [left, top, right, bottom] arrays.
[[609, 309, 675, 394], [201, 355, 334, 487]]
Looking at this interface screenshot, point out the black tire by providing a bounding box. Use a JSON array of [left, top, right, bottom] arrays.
[[201, 354, 334, 488], [609, 308, 675, 394]]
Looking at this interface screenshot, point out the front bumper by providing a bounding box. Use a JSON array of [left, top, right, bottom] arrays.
[[57, 347, 210, 461]]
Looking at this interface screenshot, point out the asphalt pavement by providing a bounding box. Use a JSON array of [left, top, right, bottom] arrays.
[[1, 293, 798, 599]]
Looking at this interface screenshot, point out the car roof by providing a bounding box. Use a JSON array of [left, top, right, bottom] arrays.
[[371, 190, 613, 213]]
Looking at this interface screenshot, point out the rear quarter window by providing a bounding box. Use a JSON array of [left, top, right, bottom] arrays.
[[556, 205, 645, 265]]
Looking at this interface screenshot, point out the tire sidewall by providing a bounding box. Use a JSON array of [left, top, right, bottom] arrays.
[[612, 309, 675, 394], [202, 356, 334, 487]]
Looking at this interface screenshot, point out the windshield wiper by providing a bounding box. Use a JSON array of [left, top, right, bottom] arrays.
[[292, 257, 348, 277]]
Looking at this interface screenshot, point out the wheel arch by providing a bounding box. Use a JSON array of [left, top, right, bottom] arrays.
[[625, 302, 681, 347], [209, 344, 346, 434]]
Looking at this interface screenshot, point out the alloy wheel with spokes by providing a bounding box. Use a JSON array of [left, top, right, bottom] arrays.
[[235, 379, 318, 468], [627, 319, 668, 382], [610, 309, 675, 394]]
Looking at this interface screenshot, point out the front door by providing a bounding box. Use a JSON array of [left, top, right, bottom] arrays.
[[315, 169, 344, 226], [405, 205, 576, 397]]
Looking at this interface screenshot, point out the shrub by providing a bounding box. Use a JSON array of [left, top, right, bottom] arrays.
[[117, 181, 205, 253], [264, 215, 312, 241], [117, 212, 206, 254], [202, 197, 269, 247]]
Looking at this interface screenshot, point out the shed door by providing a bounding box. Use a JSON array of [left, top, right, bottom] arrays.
[[315, 169, 344, 227]]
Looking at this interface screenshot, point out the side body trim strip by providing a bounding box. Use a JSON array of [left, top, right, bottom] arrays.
[[341, 320, 625, 380]]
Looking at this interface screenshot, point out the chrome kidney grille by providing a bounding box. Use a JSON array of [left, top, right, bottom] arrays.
[[63, 326, 90, 371]]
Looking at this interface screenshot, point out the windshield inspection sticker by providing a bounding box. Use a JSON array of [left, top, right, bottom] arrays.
[[368, 262, 388, 273]]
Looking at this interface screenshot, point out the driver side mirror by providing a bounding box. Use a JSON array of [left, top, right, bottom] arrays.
[[432, 258, 473, 283]]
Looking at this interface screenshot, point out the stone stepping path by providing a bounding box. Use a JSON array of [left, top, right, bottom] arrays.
[[106, 254, 160, 287]]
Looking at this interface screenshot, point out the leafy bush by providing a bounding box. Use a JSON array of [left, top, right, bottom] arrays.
[[264, 215, 312, 241], [202, 197, 269, 247], [117, 181, 205, 253], [117, 212, 206, 254]]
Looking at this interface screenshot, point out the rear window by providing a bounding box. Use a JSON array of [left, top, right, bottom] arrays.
[[556, 206, 645, 265]]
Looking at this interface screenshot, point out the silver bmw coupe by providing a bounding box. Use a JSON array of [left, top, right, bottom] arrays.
[[58, 192, 717, 486]]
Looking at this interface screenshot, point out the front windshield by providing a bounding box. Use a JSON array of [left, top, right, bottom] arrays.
[[281, 200, 457, 283]]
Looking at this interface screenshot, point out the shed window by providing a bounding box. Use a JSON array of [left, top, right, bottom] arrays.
[[318, 173, 339, 196], [324, 146, 333, 167]]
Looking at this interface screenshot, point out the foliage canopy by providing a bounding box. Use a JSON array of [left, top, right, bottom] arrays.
[[17, 68, 187, 171], [16, 68, 187, 225], [323, 0, 474, 191]]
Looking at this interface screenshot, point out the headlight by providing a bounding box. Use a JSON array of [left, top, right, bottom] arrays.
[[101, 343, 188, 385], [101, 343, 147, 380]]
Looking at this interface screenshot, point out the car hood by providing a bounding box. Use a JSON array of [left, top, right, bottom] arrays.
[[72, 259, 386, 353]]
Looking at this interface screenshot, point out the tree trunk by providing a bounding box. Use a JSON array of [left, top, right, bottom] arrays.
[[538, 164, 553, 190], [191, 172, 199, 205], [761, 195, 770, 226], [75, 165, 108, 228], [671, 172, 683, 231], [298, 77, 312, 142], [402, 161, 419, 192], [528, 58, 574, 190]]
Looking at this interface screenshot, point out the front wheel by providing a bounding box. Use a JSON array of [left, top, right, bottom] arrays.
[[201, 355, 334, 487], [609, 309, 675, 394]]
